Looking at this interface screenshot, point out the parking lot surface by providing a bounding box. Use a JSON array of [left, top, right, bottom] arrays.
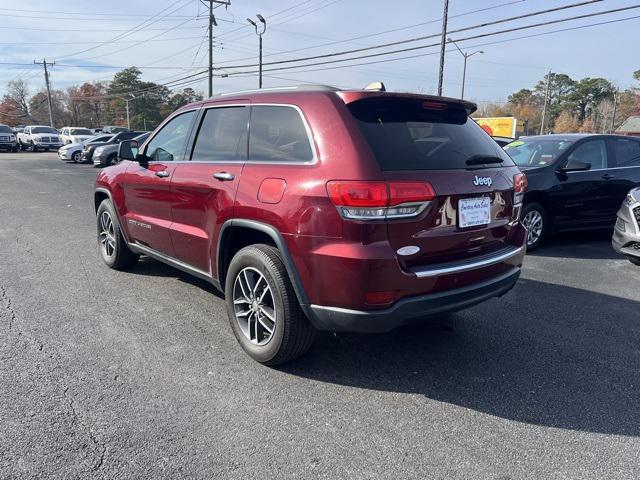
[[1, 152, 639, 479]]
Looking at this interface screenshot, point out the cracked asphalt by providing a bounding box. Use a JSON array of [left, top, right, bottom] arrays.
[[1, 152, 640, 479]]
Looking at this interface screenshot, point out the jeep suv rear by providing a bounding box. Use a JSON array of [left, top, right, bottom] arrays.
[[94, 85, 527, 365]]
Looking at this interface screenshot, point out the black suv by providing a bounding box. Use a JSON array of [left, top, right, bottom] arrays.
[[504, 134, 640, 249], [81, 131, 144, 163]]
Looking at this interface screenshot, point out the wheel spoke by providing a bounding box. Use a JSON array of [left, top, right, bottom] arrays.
[[236, 309, 252, 317], [257, 314, 274, 334], [233, 298, 250, 305], [259, 305, 276, 322], [252, 274, 264, 296], [242, 270, 254, 294]]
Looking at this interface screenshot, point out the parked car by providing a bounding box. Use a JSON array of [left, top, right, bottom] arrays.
[[13, 126, 25, 136], [95, 86, 527, 364], [492, 136, 515, 147], [58, 134, 114, 163], [93, 132, 149, 167], [0, 124, 18, 152], [60, 127, 94, 145], [101, 125, 129, 134], [612, 187, 640, 265], [504, 134, 640, 250], [81, 132, 141, 163], [17, 125, 63, 151]]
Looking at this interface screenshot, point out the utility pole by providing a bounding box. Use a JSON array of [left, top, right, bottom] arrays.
[[540, 70, 552, 135], [34, 58, 55, 127], [202, 1, 230, 97], [436, 0, 449, 96], [124, 94, 135, 130], [448, 38, 483, 100], [610, 89, 618, 134], [247, 15, 267, 88]]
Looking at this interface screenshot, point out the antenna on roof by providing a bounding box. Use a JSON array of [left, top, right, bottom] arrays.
[[364, 81, 386, 92]]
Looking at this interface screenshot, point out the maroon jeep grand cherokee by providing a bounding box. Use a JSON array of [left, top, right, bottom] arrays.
[[95, 85, 527, 365]]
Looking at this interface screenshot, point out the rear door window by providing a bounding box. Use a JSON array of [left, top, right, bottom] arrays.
[[191, 106, 248, 162], [611, 137, 640, 167], [347, 97, 513, 170], [249, 106, 313, 162]]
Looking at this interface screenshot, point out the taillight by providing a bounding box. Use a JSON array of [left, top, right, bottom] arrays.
[[513, 173, 527, 204], [327, 181, 435, 220]]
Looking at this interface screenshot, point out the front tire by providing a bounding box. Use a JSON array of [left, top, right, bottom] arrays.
[[96, 200, 139, 270], [521, 202, 547, 251], [225, 244, 316, 365], [72, 151, 83, 163], [626, 256, 640, 266], [106, 154, 118, 166]]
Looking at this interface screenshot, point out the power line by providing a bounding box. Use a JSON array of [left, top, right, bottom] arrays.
[[218, 0, 528, 65], [54, 0, 192, 60], [214, 0, 605, 70], [221, 11, 640, 79]]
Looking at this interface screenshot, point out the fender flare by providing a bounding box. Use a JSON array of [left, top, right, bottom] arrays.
[[217, 219, 310, 307]]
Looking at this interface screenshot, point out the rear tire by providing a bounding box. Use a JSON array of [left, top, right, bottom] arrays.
[[626, 256, 640, 266], [96, 200, 139, 270], [225, 244, 316, 365], [521, 202, 547, 251]]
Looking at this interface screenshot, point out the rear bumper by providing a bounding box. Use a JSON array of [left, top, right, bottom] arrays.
[[306, 266, 521, 333]]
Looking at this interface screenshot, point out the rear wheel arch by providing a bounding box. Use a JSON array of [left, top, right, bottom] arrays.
[[217, 220, 309, 307]]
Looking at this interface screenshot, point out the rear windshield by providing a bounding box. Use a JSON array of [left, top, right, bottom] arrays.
[[32, 127, 57, 134], [70, 128, 92, 135], [348, 98, 513, 170], [504, 137, 575, 167]]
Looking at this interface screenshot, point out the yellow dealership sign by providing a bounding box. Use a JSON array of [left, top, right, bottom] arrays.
[[475, 117, 518, 137]]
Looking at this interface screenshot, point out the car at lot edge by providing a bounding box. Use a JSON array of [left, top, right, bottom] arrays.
[[58, 134, 114, 163], [0, 124, 18, 152], [504, 134, 640, 250], [81, 132, 141, 163], [17, 125, 63, 151], [95, 85, 527, 365], [101, 125, 129, 134], [93, 131, 149, 167], [60, 127, 94, 145], [612, 187, 640, 265]]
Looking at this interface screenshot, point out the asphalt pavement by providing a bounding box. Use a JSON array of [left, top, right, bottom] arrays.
[[1, 152, 639, 479]]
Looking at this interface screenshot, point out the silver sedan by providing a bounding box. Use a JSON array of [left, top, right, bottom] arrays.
[[612, 187, 640, 266]]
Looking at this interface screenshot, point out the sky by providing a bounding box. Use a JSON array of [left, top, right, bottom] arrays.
[[0, 0, 638, 106]]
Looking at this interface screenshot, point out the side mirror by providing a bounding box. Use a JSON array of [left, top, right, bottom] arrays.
[[118, 140, 139, 162], [561, 159, 591, 172]]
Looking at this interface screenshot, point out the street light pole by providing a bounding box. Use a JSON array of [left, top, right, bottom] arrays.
[[247, 15, 267, 88], [448, 38, 483, 100]]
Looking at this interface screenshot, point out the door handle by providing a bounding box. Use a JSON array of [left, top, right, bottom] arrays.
[[213, 172, 235, 181], [602, 173, 615, 180], [155, 170, 170, 178]]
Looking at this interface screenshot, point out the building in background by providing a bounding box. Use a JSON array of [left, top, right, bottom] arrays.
[[615, 116, 640, 136]]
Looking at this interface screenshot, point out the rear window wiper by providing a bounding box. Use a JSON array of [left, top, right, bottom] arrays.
[[465, 155, 505, 166]]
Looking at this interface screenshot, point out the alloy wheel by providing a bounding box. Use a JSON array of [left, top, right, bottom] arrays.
[[98, 211, 116, 258], [232, 267, 276, 346], [522, 210, 543, 247], [72, 151, 82, 162]]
